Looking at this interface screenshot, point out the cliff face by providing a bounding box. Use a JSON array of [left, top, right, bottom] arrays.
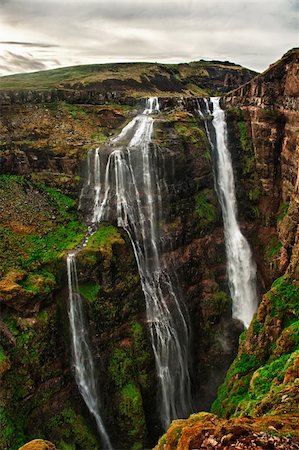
[[0, 50, 297, 450], [210, 47, 299, 419], [0, 98, 242, 448], [155, 49, 299, 450]]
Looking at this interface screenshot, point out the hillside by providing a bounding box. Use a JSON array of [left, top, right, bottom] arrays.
[[0, 60, 257, 98]]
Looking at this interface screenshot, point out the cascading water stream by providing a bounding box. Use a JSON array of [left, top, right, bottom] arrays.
[[67, 254, 113, 449], [199, 97, 257, 328], [84, 97, 192, 429]]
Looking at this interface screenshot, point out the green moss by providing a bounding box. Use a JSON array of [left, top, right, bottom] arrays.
[[174, 121, 206, 145], [108, 348, 134, 388], [211, 354, 260, 417], [277, 202, 289, 223], [0, 406, 28, 449], [195, 191, 217, 230], [79, 282, 100, 302], [108, 321, 150, 448], [212, 273, 299, 419], [265, 236, 282, 261], [86, 224, 121, 250], [119, 382, 146, 441], [268, 277, 299, 323], [130, 321, 151, 389], [91, 129, 110, 144], [252, 319, 264, 334], [251, 353, 291, 396], [248, 188, 261, 203], [0, 345, 7, 363], [47, 407, 98, 450], [236, 120, 256, 178], [18, 270, 56, 295]]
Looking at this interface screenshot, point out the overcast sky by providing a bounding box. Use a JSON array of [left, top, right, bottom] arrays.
[[0, 0, 298, 76]]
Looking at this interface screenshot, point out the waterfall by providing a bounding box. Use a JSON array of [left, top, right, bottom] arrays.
[[85, 97, 191, 429], [67, 254, 113, 449], [199, 97, 257, 328]]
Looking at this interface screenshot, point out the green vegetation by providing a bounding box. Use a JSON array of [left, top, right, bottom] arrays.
[[0, 60, 254, 95], [79, 282, 100, 302], [0, 345, 7, 363], [86, 224, 121, 250], [195, 190, 217, 230], [0, 308, 62, 450], [0, 175, 86, 279], [174, 121, 207, 145], [265, 236, 282, 261], [212, 276, 299, 418], [248, 188, 261, 203], [268, 277, 299, 322], [47, 101, 89, 119], [107, 320, 150, 448], [0, 406, 26, 450], [47, 407, 99, 449], [277, 202, 289, 223]]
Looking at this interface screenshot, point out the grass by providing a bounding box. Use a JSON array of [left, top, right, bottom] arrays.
[[0, 60, 255, 92], [86, 224, 121, 250], [0, 175, 86, 280]]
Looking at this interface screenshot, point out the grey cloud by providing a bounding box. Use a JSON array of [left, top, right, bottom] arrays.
[[0, 0, 296, 74], [0, 51, 52, 73], [0, 41, 59, 48]]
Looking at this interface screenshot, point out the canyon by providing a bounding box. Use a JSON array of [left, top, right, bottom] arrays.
[[0, 49, 298, 450]]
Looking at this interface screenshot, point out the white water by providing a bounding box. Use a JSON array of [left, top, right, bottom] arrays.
[[86, 97, 191, 429], [199, 97, 257, 328], [67, 254, 112, 449]]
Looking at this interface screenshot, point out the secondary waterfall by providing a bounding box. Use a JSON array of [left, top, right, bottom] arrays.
[[199, 97, 257, 328], [82, 97, 192, 429], [67, 254, 112, 449]]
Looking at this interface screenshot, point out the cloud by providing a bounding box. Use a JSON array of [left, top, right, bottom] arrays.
[[0, 51, 60, 73], [0, 0, 297, 75], [0, 41, 59, 48]]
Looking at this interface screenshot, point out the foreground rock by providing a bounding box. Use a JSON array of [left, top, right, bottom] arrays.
[[18, 440, 57, 450], [154, 412, 299, 450]]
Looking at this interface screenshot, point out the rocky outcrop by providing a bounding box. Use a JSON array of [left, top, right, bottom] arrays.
[[154, 412, 299, 450], [225, 48, 299, 110], [19, 440, 57, 450]]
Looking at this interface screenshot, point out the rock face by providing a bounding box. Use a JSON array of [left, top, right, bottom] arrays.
[[152, 48, 299, 450], [204, 48, 299, 439], [0, 100, 242, 448], [0, 49, 298, 450]]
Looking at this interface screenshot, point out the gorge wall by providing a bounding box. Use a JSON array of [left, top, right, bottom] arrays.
[[155, 48, 299, 449], [0, 49, 298, 449]]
